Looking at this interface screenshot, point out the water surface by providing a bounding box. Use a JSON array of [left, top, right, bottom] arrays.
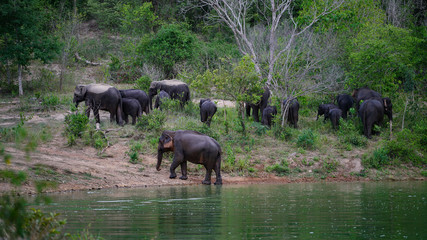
[[32, 181, 427, 239]]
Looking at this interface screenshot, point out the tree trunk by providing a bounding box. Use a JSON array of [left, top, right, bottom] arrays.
[[18, 64, 23, 96]]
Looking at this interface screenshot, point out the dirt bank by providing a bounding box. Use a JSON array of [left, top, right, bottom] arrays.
[[0, 98, 423, 195]]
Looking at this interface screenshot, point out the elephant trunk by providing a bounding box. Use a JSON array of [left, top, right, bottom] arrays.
[[156, 149, 163, 171]]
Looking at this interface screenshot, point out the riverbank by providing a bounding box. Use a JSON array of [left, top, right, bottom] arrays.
[[0, 97, 425, 195]]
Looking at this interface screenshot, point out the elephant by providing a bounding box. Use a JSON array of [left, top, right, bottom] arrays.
[[200, 99, 217, 127], [245, 87, 270, 122], [119, 89, 150, 115], [359, 99, 385, 139], [156, 130, 222, 185], [317, 104, 338, 122], [148, 79, 190, 110], [352, 87, 382, 112], [73, 84, 123, 127], [261, 105, 277, 127], [336, 94, 354, 119], [282, 98, 300, 128], [154, 90, 171, 110], [328, 108, 342, 130], [122, 98, 142, 125]]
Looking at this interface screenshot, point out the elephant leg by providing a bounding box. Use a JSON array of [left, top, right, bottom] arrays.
[[131, 115, 136, 125], [366, 122, 373, 139], [169, 154, 183, 179], [124, 114, 129, 124], [93, 107, 100, 124], [245, 104, 251, 117], [85, 106, 91, 119], [253, 106, 260, 122], [110, 112, 115, 123], [202, 165, 212, 185], [214, 158, 222, 185], [180, 161, 188, 180]]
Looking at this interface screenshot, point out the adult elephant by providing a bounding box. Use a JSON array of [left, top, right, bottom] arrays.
[[352, 87, 382, 112], [73, 84, 123, 127], [282, 98, 300, 128], [336, 94, 354, 119], [359, 99, 385, 139], [245, 87, 270, 122], [119, 89, 150, 115], [154, 90, 170, 110], [148, 79, 190, 110], [317, 103, 338, 122], [200, 99, 217, 127], [156, 130, 222, 185]]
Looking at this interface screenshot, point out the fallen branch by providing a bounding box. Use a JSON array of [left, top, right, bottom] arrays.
[[74, 52, 101, 66]]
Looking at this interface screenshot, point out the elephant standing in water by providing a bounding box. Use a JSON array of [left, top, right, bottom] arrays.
[[200, 99, 217, 127], [148, 80, 190, 110], [156, 130, 222, 185], [73, 84, 124, 128]]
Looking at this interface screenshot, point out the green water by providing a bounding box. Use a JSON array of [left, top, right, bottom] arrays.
[[32, 181, 427, 239]]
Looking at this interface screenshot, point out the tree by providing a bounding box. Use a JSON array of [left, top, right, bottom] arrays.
[[198, 0, 343, 86], [193, 55, 264, 134], [0, 0, 60, 96], [136, 24, 197, 78]]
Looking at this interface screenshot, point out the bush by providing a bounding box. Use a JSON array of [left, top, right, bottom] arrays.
[[82, 128, 108, 151], [322, 159, 339, 173], [384, 129, 425, 166], [362, 147, 389, 169], [64, 112, 89, 146], [41, 94, 60, 110], [265, 159, 290, 176], [338, 118, 367, 147], [136, 109, 166, 132], [135, 75, 152, 92], [296, 129, 317, 150], [126, 142, 143, 164]]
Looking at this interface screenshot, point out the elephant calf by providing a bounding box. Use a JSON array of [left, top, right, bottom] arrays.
[[329, 108, 342, 130], [157, 130, 222, 185], [200, 99, 217, 127], [122, 98, 142, 125], [154, 90, 170, 110], [262, 105, 277, 127], [119, 89, 150, 115], [317, 103, 338, 122]]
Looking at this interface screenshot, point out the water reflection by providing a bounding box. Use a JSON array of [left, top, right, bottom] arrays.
[[31, 182, 427, 239]]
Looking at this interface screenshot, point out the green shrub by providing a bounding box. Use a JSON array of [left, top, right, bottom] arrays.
[[41, 94, 59, 110], [338, 118, 367, 147], [322, 159, 339, 173], [64, 112, 89, 146], [265, 159, 290, 176], [384, 129, 424, 166], [136, 109, 166, 132], [272, 123, 295, 141], [251, 122, 268, 136], [296, 129, 317, 149], [362, 147, 389, 169], [135, 75, 152, 92], [126, 142, 143, 164]]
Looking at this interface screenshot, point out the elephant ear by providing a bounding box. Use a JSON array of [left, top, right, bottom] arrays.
[[163, 134, 174, 149], [75, 84, 87, 96]]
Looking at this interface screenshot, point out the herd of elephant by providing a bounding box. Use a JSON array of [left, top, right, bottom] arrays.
[[72, 80, 392, 185]]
